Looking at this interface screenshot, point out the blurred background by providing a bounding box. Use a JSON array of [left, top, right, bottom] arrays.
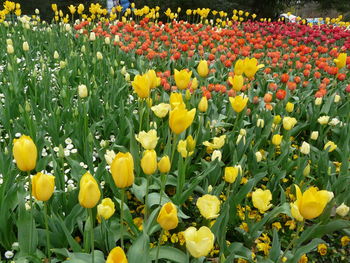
[[13, 0, 350, 22]]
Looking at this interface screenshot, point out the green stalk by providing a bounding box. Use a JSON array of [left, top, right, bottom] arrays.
[[170, 134, 179, 168], [44, 202, 51, 262], [88, 208, 95, 263], [155, 229, 164, 263], [27, 171, 34, 254], [159, 173, 167, 206], [279, 221, 303, 262], [120, 188, 125, 249], [145, 175, 151, 220]]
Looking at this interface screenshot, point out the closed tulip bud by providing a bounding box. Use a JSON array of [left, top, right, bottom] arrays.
[[157, 202, 178, 230], [197, 60, 209, 78], [13, 135, 37, 171], [32, 172, 55, 201], [300, 142, 310, 154], [81, 45, 86, 53], [135, 130, 159, 150], [78, 172, 101, 208], [198, 96, 208, 112], [285, 102, 294, 113], [97, 198, 115, 222], [184, 226, 214, 258], [318, 116, 329, 125], [315, 97, 322, 105], [336, 203, 349, 217], [324, 141, 337, 152], [273, 115, 282, 124], [229, 95, 248, 113], [303, 163, 310, 176], [22, 41, 29, 51], [106, 247, 128, 263], [141, 150, 157, 175], [334, 94, 340, 103], [60, 60, 66, 69], [158, 156, 171, 173], [224, 165, 241, 183], [211, 150, 222, 161], [54, 51, 59, 59], [190, 77, 199, 90], [89, 32, 96, 41], [252, 189, 272, 213], [7, 44, 14, 54], [169, 105, 196, 134], [110, 152, 134, 188], [196, 194, 220, 219], [255, 151, 263, 162], [291, 185, 333, 221], [272, 134, 283, 146], [105, 37, 111, 45], [96, 51, 103, 60], [185, 89, 191, 100], [174, 69, 192, 90], [229, 75, 244, 91], [6, 39, 13, 45], [78, 84, 88, 98], [310, 131, 319, 140], [35, 8, 40, 14], [125, 73, 130, 81]]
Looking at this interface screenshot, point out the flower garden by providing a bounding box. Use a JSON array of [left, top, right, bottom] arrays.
[[0, 1, 350, 263]]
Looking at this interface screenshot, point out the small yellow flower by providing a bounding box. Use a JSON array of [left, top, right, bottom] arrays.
[[317, 243, 327, 256], [341, 236, 350, 247]]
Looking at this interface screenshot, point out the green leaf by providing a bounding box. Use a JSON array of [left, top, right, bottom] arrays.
[[127, 233, 150, 263], [150, 246, 188, 262], [288, 238, 323, 263], [269, 228, 281, 262]]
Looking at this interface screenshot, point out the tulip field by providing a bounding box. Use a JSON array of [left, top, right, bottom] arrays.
[[1, 1, 350, 263]]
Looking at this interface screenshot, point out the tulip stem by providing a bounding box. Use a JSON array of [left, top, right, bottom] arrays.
[[159, 173, 167, 206], [145, 175, 151, 220], [170, 134, 179, 168], [279, 221, 303, 262], [120, 188, 125, 249], [88, 208, 95, 263], [27, 171, 34, 254], [155, 229, 164, 263], [44, 202, 51, 261]]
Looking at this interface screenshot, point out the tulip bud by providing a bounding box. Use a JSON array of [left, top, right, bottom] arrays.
[[311, 131, 319, 140], [32, 172, 55, 201], [315, 97, 322, 105], [22, 41, 29, 51], [25, 101, 31, 112], [197, 60, 209, 78], [300, 141, 310, 155], [272, 134, 283, 146], [97, 198, 115, 222], [255, 151, 262, 162], [318, 116, 329, 125], [89, 32, 96, 41], [141, 150, 157, 175], [7, 44, 14, 54], [78, 172, 101, 208], [104, 150, 116, 165], [12, 135, 37, 171], [224, 165, 241, 183], [303, 163, 310, 176], [110, 152, 134, 188], [185, 89, 191, 100], [6, 39, 13, 45], [334, 94, 340, 103], [158, 156, 171, 173], [105, 37, 110, 45], [198, 96, 208, 112], [96, 51, 103, 60], [106, 247, 128, 263], [35, 8, 40, 14], [285, 102, 294, 113], [157, 202, 178, 230], [81, 45, 86, 53], [54, 51, 59, 59], [78, 84, 88, 98], [257, 118, 265, 128], [336, 203, 349, 217]]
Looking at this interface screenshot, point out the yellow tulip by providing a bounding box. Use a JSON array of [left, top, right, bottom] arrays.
[[146, 69, 160, 89], [169, 92, 184, 109], [272, 134, 283, 146], [282, 117, 297, 130], [110, 152, 134, 188], [197, 60, 209, 78], [97, 198, 115, 222], [198, 96, 208, 112], [291, 185, 333, 221], [229, 95, 248, 113], [12, 135, 37, 172], [203, 135, 226, 150], [252, 189, 272, 213], [157, 202, 178, 230], [184, 226, 214, 258], [228, 75, 244, 91], [169, 105, 196, 134], [106, 246, 128, 263], [135, 129, 159, 150], [334, 53, 347, 69], [190, 77, 199, 90], [131, 74, 151, 99], [243, 58, 264, 78], [224, 165, 242, 183], [32, 172, 55, 201], [324, 141, 337, 152], [196, 194, 220, 219], [174, 69, 192, 90], [151, 103, 171, 118], [51, 4, 57, 12], [77, 4, 84, 14], [78, 172, 101, 208], [285, 102, 294, 113], [158, 156, 171, 174], [141, 150, 157, 175], [68, 5, 76, 14], [234, 59, 245, 75]]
